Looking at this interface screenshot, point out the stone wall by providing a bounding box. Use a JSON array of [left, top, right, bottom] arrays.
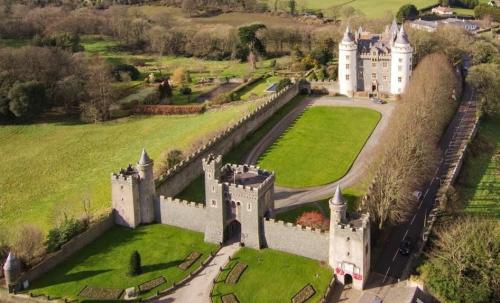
[[159, 197, 207, 232], [17, 214, 114, 285], [154, 83, 300, 203], [0, 288, 62, 303], [262, 219, 329, 261]]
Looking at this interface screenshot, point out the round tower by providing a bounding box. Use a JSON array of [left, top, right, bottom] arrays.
[[338, 26, 358, 97], [329, 185, 347, 224], [137, 148, 156, 224], [3, 252, 21, 289], [390, 25, 413, 95]]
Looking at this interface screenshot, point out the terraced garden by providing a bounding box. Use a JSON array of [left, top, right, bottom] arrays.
[[211, 248, 332, 303], [29, 224, 218, 301]]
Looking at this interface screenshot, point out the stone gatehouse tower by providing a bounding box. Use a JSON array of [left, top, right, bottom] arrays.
[[329, 186, 371, 290], [202, 154, 275, 248], [111, 149, 156, 228]]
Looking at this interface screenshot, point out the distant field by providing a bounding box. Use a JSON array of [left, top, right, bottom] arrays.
[[257, 106, 380, 188], [0, 102, 258, 238], [276, 0, 437, 18], [458, 114, 500, 218]]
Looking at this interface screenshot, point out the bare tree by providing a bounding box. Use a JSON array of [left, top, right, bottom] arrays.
[[13, 225, 45, 267]]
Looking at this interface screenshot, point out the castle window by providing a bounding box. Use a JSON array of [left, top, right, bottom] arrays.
[[398, 65, 402, 72], [398, 58, 403, 63], [365, 244, 369, 254], [371, 73, 376, 79], [347, 252, 350, 256], [383, 62, 387, 68], [346, 55, 350, 60], [212, 186, 215, 192], [371, 62, 376, 68], [383, 76, 387, 81], [346, 237, 350, 241], [211, 200, 217, 207], [247, 203, 251, 212], [346, 64, 349, 69], [346, 75, 350, 80], [398, 77, 402, 83], [208, 173, 212, 179]]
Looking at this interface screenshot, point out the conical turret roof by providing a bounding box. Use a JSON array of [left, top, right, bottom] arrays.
[[330, 185, 346, 205], [138, 148, 152, 165], [395, 25, 409, 44], [3, 252, 19, 271], [342, 25, 353, 43], [390, 18, 398, 36]]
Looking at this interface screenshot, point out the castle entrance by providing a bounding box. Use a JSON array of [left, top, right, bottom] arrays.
[[344, 274, 353, 285], [224, 220, 241, 243]]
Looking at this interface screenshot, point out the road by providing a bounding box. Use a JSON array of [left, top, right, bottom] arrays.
[[372, 84, 477, 280], [244, 96, 395, 211]]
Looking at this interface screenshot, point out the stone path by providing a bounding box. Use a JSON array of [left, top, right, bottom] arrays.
[[245, 96, 395, 210], [154, 243, 240, 303]]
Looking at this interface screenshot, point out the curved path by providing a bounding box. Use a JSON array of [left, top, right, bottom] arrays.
[[244, 96, 395, 211]]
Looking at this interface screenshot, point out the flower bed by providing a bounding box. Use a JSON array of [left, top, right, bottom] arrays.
[[225, 262, 247, 285], [291, 284, 316, 303], [221, 293, 240, 303], [178, 251, 202, 270], [138, 276, 166, 293], [135, 104, 206, 115], [78, 286, 124, 300]]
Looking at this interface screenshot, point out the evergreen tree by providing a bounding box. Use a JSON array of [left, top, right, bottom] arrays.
[[129, 251, 141, 276]]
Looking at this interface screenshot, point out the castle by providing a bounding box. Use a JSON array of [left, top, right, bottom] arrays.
[[112, 151, 371, 290], [338, 20, 413, 97]]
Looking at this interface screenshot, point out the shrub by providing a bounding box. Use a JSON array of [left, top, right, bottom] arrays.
[[211, 92, 235, 105], [397, 4, 419, 22], [166, 149, 183, 169], [159, 80, 173, 98], [112, 64, 140, 81], [296, 211, 329, 230], [276, 78, 292, 91], [179, 86, 192, 95], [172, 67, 189, 86], [142, 90, 161, 105], [13, 225, 45, 267], [46, 216, 88, 252], [129, 251, 141, 276], [7, 81, 47, 119]]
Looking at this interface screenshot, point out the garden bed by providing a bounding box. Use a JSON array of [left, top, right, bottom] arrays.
[[78, 286, 123, 300], [178, 251, 202, 270], [138, 276, 166, 293], [225, 262, 248, 284], [221, 293, 240, 303], [291, 284, 316, 303]]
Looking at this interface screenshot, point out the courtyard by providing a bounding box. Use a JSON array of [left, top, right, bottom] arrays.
[[28, 224, 218, 301]]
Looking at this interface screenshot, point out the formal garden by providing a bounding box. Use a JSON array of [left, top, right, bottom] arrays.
[[211, 248, 333, 303], [27, 224, 218, 301], [257, 106, 381, 188]]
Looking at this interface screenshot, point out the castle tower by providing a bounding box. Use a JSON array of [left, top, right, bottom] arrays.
[[390, 25, 413, 95], [329, 185, 371, 290], [111, 149, 157, 228], [3, 252, 21, 291], [338, 25, 358, 96], [137, 149, 156, 224], [202, 154, 226, 244]]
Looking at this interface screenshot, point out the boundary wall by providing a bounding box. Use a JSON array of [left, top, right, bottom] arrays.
[[263, 218, 329, 261], [154, 83, 300, 201], [17, 214, 114, 285], [159, 197, 206, 232]]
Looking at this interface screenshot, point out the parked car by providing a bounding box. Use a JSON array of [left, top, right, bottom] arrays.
[[370, 97, 385, 104], [399, 237, 413, 256]]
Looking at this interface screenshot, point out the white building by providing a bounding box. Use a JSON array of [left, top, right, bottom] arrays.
[[338, 21, 413, 97]]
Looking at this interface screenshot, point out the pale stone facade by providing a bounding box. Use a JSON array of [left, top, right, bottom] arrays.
[[338, 20, 413, 97]]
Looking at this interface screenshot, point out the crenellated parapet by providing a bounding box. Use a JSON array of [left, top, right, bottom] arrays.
[[160, 196, 206, 209], [265, 218, 329, 235]]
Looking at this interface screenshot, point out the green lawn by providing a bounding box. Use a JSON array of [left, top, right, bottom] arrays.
[[0, 103, 257, 238], [29, 224, 218, 301], [278, 0, 437, 18], [176, 95, 307, 203], [258, 106, 380, 188], [458, 114, 500, 218], [236, 76, 281, 101], [211, 248, 332, 303], [275, 187, 363, 223]]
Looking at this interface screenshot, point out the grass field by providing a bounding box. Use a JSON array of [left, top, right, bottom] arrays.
[[176, 95, 307, 203], [257, 106, 380, 188], [458, 114, 499, 218], [236, 76, 281, 101], [282, 0, 437, 18], [0, 102, 258, 238], [29, 224, 217, 301], [211, 248, 332, 303]]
